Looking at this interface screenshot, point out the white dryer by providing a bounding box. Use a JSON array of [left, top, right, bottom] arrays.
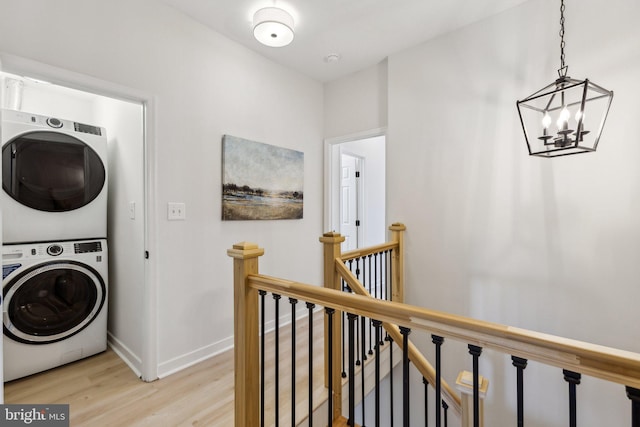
[[2, 239, 108, 382], [1, 109, 108, 244]]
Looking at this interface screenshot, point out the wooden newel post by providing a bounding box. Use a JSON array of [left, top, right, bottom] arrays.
[[228, 242, 264, 427], [319, 231, 345, 421], [389, 223, 406, 303], [456, 370, 489, 427]]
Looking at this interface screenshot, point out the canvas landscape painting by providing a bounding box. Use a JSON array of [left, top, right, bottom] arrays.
[[222, 135, 304, 220]]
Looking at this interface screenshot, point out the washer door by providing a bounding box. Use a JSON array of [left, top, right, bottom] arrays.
[[2, 131, 106, 212], [3, 261, 106, 344]]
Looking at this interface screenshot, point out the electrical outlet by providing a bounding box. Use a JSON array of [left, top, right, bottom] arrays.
[[168, 202, 186, 220]]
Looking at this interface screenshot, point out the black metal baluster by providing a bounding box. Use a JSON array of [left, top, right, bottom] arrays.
[[385, 250, 390, 301], [361, 316, 368, 364], [423, 377, 429, 427], [356, 313, 361, 367], [290, 298, 298, 425], [361, 315, 367, 427], [354, 257, 362, 370], [374, 252, 379, 300], [373, 320, 382, 427], [563, 370, 581, 427], [442, 401, 449, 427], [347, 313, 358, 426], [368, 255, 374, 356], [307, 302, 315, 427], [512, 356, 528, 427], [273, 294, 281, 427], [342, 278, 347, 379], [400, 327, 411, 427], [432, 335, 444, 427], [388, 249, 393, 302], [326, 308, 336, 425], [389, 335, 395, 427], [259, 290, 266, 427], [468, 345, 483, 427], [378, 252, 387, 300], [358, 258, 366, 363], [627, 386, 640, 427]]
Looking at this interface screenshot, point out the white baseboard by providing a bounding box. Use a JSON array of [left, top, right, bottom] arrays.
[[107, 332, 143, 378], [157, 335, 234, 379], [152, 307, 323, 380]]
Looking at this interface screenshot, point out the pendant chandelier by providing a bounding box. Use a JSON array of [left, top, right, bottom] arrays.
[[516, 0, 613, 158]]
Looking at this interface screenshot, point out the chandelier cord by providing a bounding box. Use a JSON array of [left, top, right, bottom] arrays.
[[558, 0, 568, 77]]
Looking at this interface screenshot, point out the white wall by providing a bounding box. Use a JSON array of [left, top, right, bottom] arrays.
[[0, 0, 324, 377], [324, 60, 388, 139], [95, 97, 146, 375], [387, 0, 640, 425]]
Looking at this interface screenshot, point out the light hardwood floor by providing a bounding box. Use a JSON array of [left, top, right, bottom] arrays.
[[4, 310, 328, 426]]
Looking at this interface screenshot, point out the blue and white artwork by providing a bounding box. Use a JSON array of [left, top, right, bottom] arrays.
[[222, 135, 304, 220]]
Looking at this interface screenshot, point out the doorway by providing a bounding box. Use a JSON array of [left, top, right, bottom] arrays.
[[325, 131, 386, 249], [340, 152, 363, 251], [0, 55, 157, 382]]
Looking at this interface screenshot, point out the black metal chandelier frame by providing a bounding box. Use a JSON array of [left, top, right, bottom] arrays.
[[516, 0, 613, 158]]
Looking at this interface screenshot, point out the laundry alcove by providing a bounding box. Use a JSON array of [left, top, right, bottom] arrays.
[[0, 64, 153, 383]]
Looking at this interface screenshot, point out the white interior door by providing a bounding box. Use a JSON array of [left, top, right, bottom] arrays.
[[340, 153, 362, 251]]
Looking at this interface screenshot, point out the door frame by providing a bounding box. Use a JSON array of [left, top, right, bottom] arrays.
[[0, 52, 158, 382], [323, 127, 386, 235]]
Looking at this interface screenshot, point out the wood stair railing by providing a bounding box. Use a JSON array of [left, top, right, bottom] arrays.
[[230, 224, 640, 427], [323, 224, 464, 420], [237, 270, 640, 426], [335, 258, 463, 416]]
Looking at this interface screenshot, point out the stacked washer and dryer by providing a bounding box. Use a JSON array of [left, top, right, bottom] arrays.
[[1, 109, 109, 382]]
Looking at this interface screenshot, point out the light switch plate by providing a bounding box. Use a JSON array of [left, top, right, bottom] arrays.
[[168, 202, 186, 220]]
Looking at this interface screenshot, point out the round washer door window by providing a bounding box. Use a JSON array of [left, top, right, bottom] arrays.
[[3, 261, 106, 344], [2, 131, 106, 212]]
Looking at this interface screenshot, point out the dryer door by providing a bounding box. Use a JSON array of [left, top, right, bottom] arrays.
[[2, 131, 106, 212], [3, 261, 106, 344]]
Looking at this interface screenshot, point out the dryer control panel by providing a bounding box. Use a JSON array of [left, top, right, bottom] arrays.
[[2, 109, 104, 137]]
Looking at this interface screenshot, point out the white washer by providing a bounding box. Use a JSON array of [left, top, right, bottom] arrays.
[[2, 239, 108, 382], [1, 109, 108, 244]]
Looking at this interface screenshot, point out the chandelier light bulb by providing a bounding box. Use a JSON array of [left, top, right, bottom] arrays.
[[542, 112, 552, 128], [556, 107, 570, 128]]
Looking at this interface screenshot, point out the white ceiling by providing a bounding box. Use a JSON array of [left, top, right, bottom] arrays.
[[162, 0, 531, 83]]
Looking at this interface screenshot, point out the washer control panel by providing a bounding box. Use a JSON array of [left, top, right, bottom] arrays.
[[46, 244, 63, 256]]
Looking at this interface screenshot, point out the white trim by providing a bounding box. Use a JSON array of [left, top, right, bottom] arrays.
[[107, 332, 143, 379], [142, 97, 159, 382], [0, 52, 159, 382], [157, 306, 322, 378], [323, 127, 387, 235], [157, 335, 234, 379]]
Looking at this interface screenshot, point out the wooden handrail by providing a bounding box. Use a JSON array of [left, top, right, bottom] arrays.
[[335, 259, 463, 414], [246, 273, 640, 389], [340, 241, 398, 262]]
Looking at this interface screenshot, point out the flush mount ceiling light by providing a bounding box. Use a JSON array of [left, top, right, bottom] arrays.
[[516, 0, 613, 158], [253, 7, 294, 48]]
